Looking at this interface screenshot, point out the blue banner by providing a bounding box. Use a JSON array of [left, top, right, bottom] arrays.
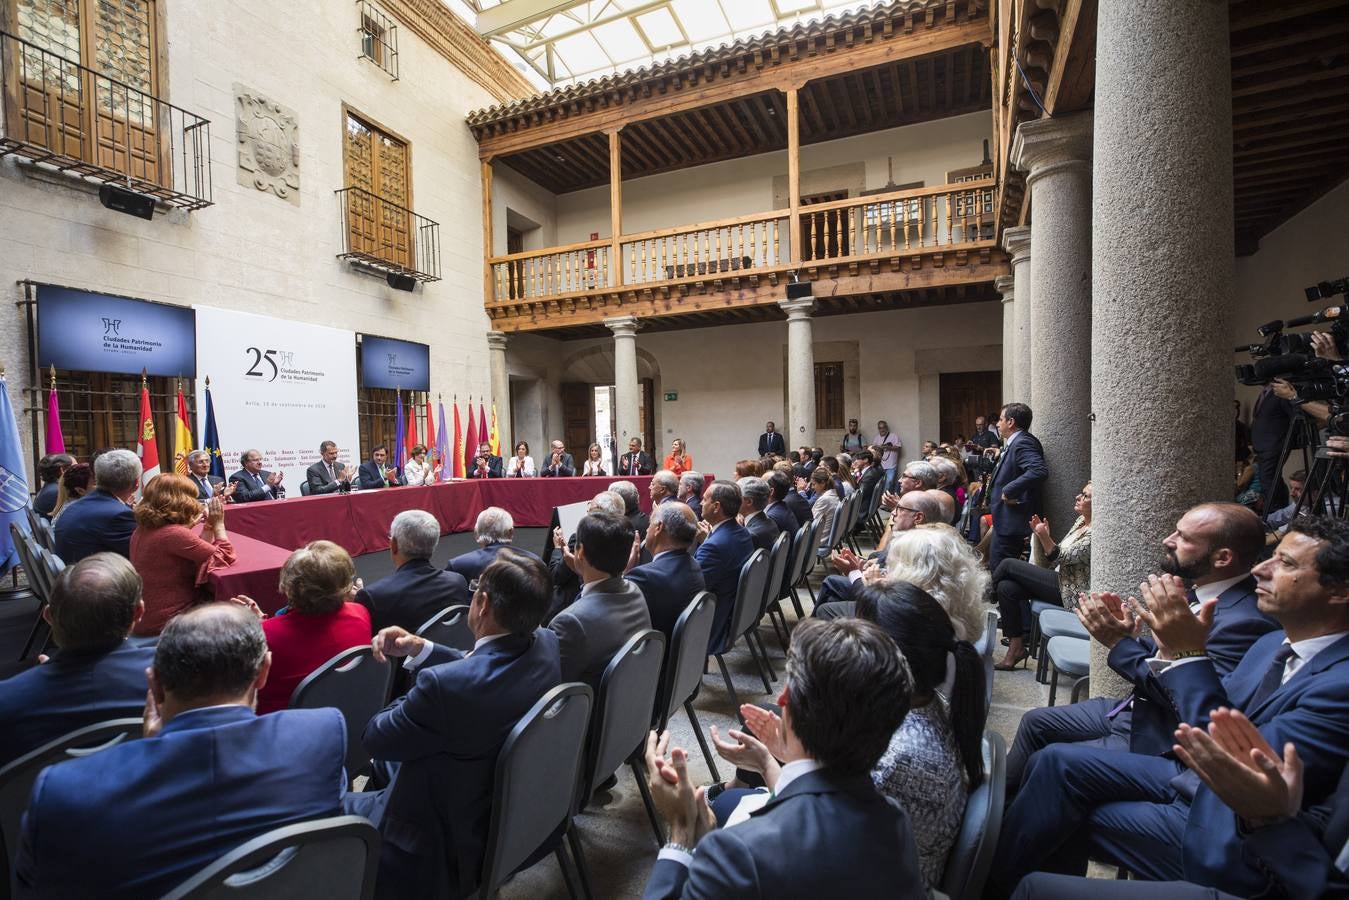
[[360, 334, 429, 391], [0, 376, 29, 576], [37, 285, 196, 377]]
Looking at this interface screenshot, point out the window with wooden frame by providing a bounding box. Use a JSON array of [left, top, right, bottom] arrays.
[[343, 108, 412, 271], [814, 362, 844, 431]]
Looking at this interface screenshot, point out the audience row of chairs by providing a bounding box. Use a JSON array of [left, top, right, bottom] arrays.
[[1029, 601, 1091, 705], [8, 522, 62, 661]]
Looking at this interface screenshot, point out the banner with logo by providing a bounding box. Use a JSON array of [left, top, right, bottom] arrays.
[[193, 306, 359, 492], [359, 334, 430, 391], [36, 285, 196, 377]]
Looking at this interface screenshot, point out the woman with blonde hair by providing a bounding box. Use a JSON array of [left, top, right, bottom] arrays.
[[664, 438, 693, 477], [879, 523, 988, 644], [581, 443, 610, 477]]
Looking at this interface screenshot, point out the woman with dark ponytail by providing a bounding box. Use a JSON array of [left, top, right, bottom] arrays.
[[855, 580, 986, 888]]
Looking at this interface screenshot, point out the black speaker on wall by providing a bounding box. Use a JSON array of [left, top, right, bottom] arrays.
[[386, 272, 417, 292], [98, 184, 156, 220], [786, 281, 812, 300]]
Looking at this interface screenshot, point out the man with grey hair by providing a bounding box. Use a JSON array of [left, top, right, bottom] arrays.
[[609, 480, 650, 536], [54, 448, 139, 564], [738, 475, 780, 553], [677, 471, 704, 519], [627, 500, 706, 642], [878, 458, 941, 514], [185, 449, 231, 501], [446, 507, 540, 582], [228, 449, 285, 502], [358, 509, 469, 633], [695, 479, 754, 648], [926, 456, 962, 524], [649, 470, 680, 506], [547, 491, 633, 619]]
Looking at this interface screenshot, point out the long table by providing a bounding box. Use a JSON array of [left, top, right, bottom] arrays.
[[207, 532, 293, 613]]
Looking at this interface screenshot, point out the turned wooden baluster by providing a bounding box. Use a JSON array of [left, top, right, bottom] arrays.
[[918, 197, 926, 247], [848, 207, 856, 258], [715, 227, 722, 273], [946, 191, 954, 246], [887, 202, 896, 252], [809, 215, 818, 261]]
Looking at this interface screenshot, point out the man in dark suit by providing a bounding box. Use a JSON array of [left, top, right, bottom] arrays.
[[359, 445, 405, 489], [33, 452, 73, 518], [990, 517, 1349, 896], [610, 480, 650, 536], [852, 450, 884, 516], [548, 511, 651, 691], [627, 502, 705, 644], [677, 472, 703, 520], [737, 476, 780, 553], [446, 507, 541, 582], [618, 437, 655, 477], [228, 448, 286, 501], [641, 618, 925, 899], [987, 402, 1048, 569], [649, 469, 679, 507], [306, 440, 355, 495], [757, 421, 785, 458], [14, 603, 346, 899], [53, 448, 138, 564], [0, 553, 155, 767], [765, 471, 805, 534], [538, 440, 576, 477], [349, 549, 561, 899], [694, 480, 755, 650], [357, 509, 469, 634], [466, 441, 504, 479], [1251, 382, 1299, 510], [1007, 502, 1280, 788], [185, 449, 230, 501]]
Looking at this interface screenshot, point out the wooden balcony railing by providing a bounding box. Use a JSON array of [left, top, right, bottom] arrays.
[[620, 211, 790, 284], [801, 179, 996, 261], [490, 238, 612, 301]]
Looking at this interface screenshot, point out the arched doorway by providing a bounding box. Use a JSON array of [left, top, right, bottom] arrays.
[[559, 346, 661, 466]]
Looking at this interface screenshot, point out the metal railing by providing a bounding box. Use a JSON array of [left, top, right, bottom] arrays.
[[0, 30, 212, 210], [357, 0, 399, 81], [336, 186, 442, 282]]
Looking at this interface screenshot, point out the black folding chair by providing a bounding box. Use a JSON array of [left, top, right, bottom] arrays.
[[758, 531, 792, 654], [708, 549, 771, 710], [782, 520, 813, 619], [415, 604, 474, 653], [655, 592, 720, 782], [289, 647, 394, 788], [939, 732, 1007, 900]]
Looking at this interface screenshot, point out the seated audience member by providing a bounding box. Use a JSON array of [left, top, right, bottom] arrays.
[[814, 489, 945, 611], [349, 550, 560, 898], [852, 449, 884, 512], [1234, 443, 1260, 509], [34, 452, 73, 518], [539, 440, 575, 477], [359, 445, 404, 489], [548, 511, 650, 690], [763, 471, 801, 536], [1264, 469, 1306, 529], [806, 466, 842, 550], [403, 444, 441, 486], [771, 469, 813, 529], [581, 442, 610, 477], [738, 476, 780, 553], [14, 604, 346, 900], [506, 441, 536, 478], [185, 449, 230, 501], [642, 617, 925, 899], [1007, 502, 1276, 788], [0, 553, 155, 766], [50, 461, 93, 520], [446, 507, 539, 581], [257, 540, 372, 714], [757, 421, 786, 458], [467, 441, 504, 479], [734, 458, 764, 479], [306, 440, 355, 495], [626, 502, 705, 644], [677, 471, 703, 519], [357, 509, 469, 633], [130, 475, 238, 637], [54, 448, 139, 564], [609, 479, 650, 535], [694, 480, 755, 649], [992, 482, 1093, 670], [618, 437, 655, 477], [650, 469, 680, 506], [228, 448, 286, 501], [547, 491, 627, 619], [990, 516, 1349, 897], [927, 456, 965, 524], [664, 438, 693, 477]]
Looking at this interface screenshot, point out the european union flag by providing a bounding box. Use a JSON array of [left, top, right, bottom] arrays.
[[202, 380, 225, 480], [0, 375, 31, 576]]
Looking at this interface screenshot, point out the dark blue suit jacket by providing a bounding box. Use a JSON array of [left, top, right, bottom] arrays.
[[782, 491, 813, 529], [538, 453, 575, 477], [52, 489, 137, 564], [227, 468, 284, 502], [745, 512, 781, 554], [765, 501, 799, 540], [357, 558, 470, 634], [15, 705, 346, 900], [1231, 762, 1349, 899], [0, 639, 156, 767], [757, 432, 785, 457], [359, 460, 406, 489], [684, 495, 702, 520], [445, 542, 542, 583], [358, 630, 561, 899], [988, 431, 1047, 538], [694, 521, 754, 650], [33, 482, 59, 518], [641, 768, 926, 900], [627, 550, 706, 646]]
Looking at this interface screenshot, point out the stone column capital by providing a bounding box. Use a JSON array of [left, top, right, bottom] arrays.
[[1002, 225, 1032, 264], [486, 331, 509, 351], [778, 297, 816, 321], [1011, 112, 1093, 186], [604, 315, 641, 338], [995, 274, 1015, 302]]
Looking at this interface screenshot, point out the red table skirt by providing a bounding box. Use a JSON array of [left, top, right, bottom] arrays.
[[206, 532, 294, 613]]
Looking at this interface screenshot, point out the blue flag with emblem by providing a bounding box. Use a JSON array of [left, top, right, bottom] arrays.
[[201, 378, 225, 480], [0, 374, 31, 576]]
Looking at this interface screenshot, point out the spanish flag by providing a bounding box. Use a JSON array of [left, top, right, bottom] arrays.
[[489, 402, 500, 456], [172, 382, 193, 475]]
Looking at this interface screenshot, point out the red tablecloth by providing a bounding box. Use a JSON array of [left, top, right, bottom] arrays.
[[208, 532, 293, 613]]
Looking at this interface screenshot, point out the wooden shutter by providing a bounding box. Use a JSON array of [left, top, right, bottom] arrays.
[[344, 110, 411, 270]]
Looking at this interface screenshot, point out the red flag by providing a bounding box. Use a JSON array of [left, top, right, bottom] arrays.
[[452, 399, 464, 479], [465, 400, 479, 465], [478, 400, 488, 457], [136, 377, 161, 485], [405, 397, 419, 464]]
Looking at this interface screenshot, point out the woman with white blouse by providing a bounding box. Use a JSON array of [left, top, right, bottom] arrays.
[[402, 444, 441, 486], [581, 443, 611, 477], [505, 441, 536, 478]]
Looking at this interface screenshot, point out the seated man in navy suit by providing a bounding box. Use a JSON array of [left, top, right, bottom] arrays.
[[765, 471, 804, 534], [445, 507, 540, 582], [0, 552, 155, 767], [306, 440, 356, 495], [538, 440, 576, 477], [347, 549, 561, 899], [677, 471, 704, 520], [185, 449, 233, 501], [53, 448, 139, 564], [14, 603, 347, 900], [641, 617, 925, 899], [357, 509, 469, 634], [627, 501, 705, 645], [1007, 502, 1279, 788], [228, 448, 286, 501], [466, 441, 504, 479], [990, 516, 1349, 897], [693, 480, 755, 651], [359, 444, 405, 489], [738, 476, 781, 554]]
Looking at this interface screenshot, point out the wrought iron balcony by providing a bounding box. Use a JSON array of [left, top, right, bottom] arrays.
[[336, 186, 442, 283], [0, 30, 212, 210]]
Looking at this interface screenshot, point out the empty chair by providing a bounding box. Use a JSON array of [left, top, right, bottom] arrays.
[[939, 732, 1007, 900], [971, 609, 998, 718], [792, 518, 825, 612], [1034, 609, 1088, 683], [289, 647, 393, 786], [758, 531, 792, 653], [1045, 636, 1091, 706], [415, 604, 474, 653], [655, 592, 720, 782], [709, 549, 771, 710], [160, 815, 381, 900], [782, 519, 814, 619]]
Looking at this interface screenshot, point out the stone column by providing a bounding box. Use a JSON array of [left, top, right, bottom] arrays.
[[779, 297, 817, 448], [995, 274, 1015, 403], [1002, 226, 1032, 404], [1013, 112, 1093, 531], [605, 315, 641, 447], [1090, 0, 1233, 696], [486, 331, 510, 445]]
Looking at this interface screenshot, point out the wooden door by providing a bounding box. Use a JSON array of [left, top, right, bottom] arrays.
[[561, 382, 592, 461], [640, 378, 655, 457], [344, 111, 410, 269], [939, 371, 1002, 445]]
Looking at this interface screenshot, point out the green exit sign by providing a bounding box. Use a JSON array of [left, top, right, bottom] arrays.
[[664, 391, 678, 401]]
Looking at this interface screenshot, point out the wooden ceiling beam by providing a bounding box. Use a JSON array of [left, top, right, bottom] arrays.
[[1235, 100, 1349, 132], [1232, 80, 1349, 114], [735, 98, 771, 148], [1230, 0, 1348, 32], [1232, 17, 1349, 57]]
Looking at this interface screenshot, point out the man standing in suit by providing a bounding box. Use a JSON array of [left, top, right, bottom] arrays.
[[350, 549, 561, 899], [306, 440, 355, 495], [987, 403, 1049, 569], [0, 553, 155, 767], [445, 507, 540, 582], [641, 617, 925, 899], [548, 511, 651, 690], [757, 421, 786, 458], [539, 440, 576, 477], [228, 448, 286, 501], [627, 503, 705, 644], [359, 445, 404, 489], [357, 509, 469, 634], [1251, 381, 1299, 509], [54, 449, 139, 564], [185, 449, 232, 501], [737, 476, 780, 553], [694, 480, 755, 650], [14, 603, 347, 899], [619, 437, 655, 477], [677, 472, 703, 519]]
